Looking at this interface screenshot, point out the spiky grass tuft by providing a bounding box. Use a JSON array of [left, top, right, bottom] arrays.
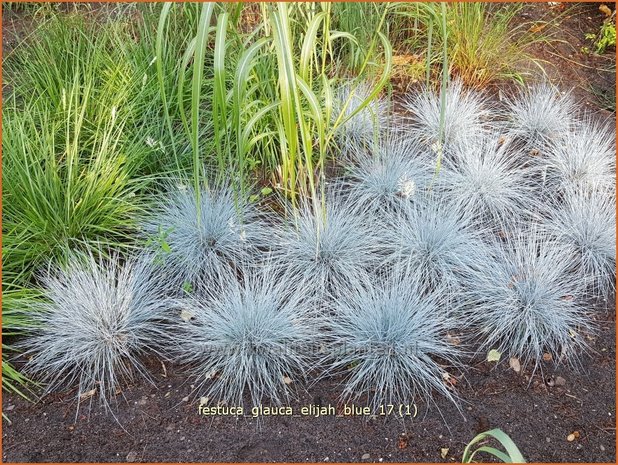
[[437, 134, 541, 231], [466, 229, 593, 368], [273, 196, 382, 299], [545, 187, 616, 300], [172, 264, 317, 407], [142, 183, 269, 288], [332, 82, 388, 150], [341, 137, 433, 216], [543, 117, 616, 194], [505, 83, 575, 147], [324, 272, 462, 413], [22, 252, 170, 408], [383, 200, 489, 301], [404, 80, 489, 150]]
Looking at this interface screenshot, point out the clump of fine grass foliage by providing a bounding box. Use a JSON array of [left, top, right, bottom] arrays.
[[543, 118, 616, 194], [505, 83, 575, 148], [545, 188, 616, 300], [142, 184, 269, 288], [404, 80, 489, 150], [437, 134, 541, 231], [324, 272, 462, 413], [172, 264, 317, 407], [272, 196, 382, 299], [465, 229, 593, 368], [341, 137, 433, 216], [382, 200, 489, 302], [332, 82, 389, 149], [1, 88, 147, 286], [22, 252, 170, 408], [444, 2, 554, 88]]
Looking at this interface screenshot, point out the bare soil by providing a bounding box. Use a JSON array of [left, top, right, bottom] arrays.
[[2, 2, 616, 463], [523, 2, 616, 115]]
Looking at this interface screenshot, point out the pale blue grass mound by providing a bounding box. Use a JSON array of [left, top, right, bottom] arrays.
[[22, 251, 171, 408], [324, 272, 462, 413], [437, 134, 542, 232], [543, 117, 616, 194], [341, 137, 434, 216], [272, 196, 383, 299], [142, 183, 269, 288], [505, 83, 575, 148], [382, 199, 490, 303], [404, 80, 490, 150], [172, 264, 318, 407], [545, 187, 616, 300], [465, 229, 593, 368]]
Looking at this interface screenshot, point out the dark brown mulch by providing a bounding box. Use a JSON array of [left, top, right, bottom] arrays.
[[522, 1, 615, 115]]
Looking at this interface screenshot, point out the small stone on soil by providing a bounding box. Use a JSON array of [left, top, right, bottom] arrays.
[[509, 357, 521, 373]]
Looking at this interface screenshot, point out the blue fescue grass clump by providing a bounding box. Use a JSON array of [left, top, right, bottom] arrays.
[[382, 200, 490, 302], [404, 80, 490, 150], [172, 264, 317, 407], [22, 252, 171, 409], [543, 118, 616, 194], [437, 134, 541, 232], [545, 187, 616, 300], [332, 82, 388, 149], [142, 183, 269, 288], [341, 137, 433, 216], [505, 83, 575, 148], [465, 229, 593, 368], [324, 272, 462, 413], [272, 196, 383, 299]]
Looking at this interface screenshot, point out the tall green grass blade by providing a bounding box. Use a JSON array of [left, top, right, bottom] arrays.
[[191, 2, 215, 215], [426, 20, 433, 87], [177, 37, 197, 141], [233, 37, 271, 187], [435, 2, 449, 176], [213, 11, 230, 180], [270, 2, 301, 205], [300, 12, 326, 82], [329, 30, 392, 138], [155, 2, 178, 165]]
